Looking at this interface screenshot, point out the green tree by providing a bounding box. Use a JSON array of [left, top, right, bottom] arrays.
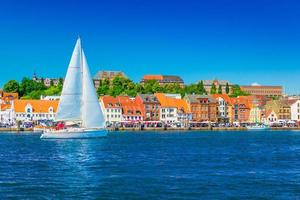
[[19, 77, 47, 97], [218, 85, 222, 94], [230, 84, 249, 97], [143, 80, 163, 94], [210, 83, 217, 94], [97, 79, 110, 96], [225, 82, 230, 94], [196, 80, 206, 94], [3, 80, 19, 93], [50, 79, 54, 87]]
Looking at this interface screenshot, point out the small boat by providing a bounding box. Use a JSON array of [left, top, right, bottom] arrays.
[[246, 124, 269, 130], [41, 38, 107, 139]]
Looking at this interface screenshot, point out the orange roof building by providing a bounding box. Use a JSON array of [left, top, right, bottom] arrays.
[[155, 93, 191, 124], [99, 96, 122, 124], [117, 96, 143, 122], [13, 100, 59, 121]]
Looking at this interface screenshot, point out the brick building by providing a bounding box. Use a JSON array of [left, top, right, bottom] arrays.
[[184, 94, 217, 122], [136, 94, 160, 121], [141, 75, 184, 87], [93, 70, 127, 88], [240, 85, 283, 97]]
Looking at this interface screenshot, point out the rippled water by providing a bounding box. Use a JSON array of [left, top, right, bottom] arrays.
[[0, 131, 300, 199]]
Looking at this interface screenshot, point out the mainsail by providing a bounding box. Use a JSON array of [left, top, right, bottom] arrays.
[[56, 38, 82, 121], [56, 38, 105, 129]]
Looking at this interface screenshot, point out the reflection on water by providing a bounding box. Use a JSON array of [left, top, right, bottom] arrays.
[[0, 131, 300, 199]]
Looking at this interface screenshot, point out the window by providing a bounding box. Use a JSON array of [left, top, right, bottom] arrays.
[[27, 108, 31, 113]]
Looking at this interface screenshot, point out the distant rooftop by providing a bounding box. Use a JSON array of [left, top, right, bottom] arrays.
[[141, 74, 184, 84], [202, 79, 232, 85], [94, 70, 127, 80]]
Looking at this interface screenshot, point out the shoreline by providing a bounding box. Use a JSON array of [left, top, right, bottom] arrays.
[[0, 127, 299, 133]]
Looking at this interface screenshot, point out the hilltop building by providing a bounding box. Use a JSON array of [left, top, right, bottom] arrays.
[[141, 75, 184, 87], [93, 70, 127, 88], [202, 79, 233, 94], [240, 85, 283, 97], [32, 72, 62, 87]]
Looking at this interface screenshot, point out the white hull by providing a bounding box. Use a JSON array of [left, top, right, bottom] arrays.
[[247, 126, 269, 130], [40, 129, 108, 139]]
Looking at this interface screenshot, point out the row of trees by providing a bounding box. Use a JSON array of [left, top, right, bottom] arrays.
[[96, 76, 247, 97], [3, 78, 63, 99], [3, 76, 248, 99]]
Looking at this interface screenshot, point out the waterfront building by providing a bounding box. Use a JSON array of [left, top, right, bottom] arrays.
[[93, 70, 127, 88], [141, 75, 184, 87], [13, 100, 58, 122], [136, 94, 160, 121], [212, 94, 232, 122], [155, 93, 191, 125], [202, 79, 233, 94], [230, 96, 251, 123], [263, 110, 278, 124], [264, 100, 291, 121], [0, 103, 14, 125], [99, 96, 122, 125], [184, 94, 217, 122], [249, 106, 263, 123], [240, 85, 283, 97], [117, 96, 143, 122], [0, 92, 19, 104], [285, 99, 300, 121]]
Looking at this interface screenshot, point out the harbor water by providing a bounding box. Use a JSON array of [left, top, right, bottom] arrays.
[[0, 131, 300, 199]]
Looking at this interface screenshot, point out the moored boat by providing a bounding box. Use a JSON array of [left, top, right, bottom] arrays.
[[246, 124, 269, 130]]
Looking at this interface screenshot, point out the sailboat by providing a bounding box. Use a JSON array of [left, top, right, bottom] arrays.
[[40, 38, 107, 139]]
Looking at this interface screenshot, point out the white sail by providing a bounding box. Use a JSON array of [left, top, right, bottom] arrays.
[[56, 38, 83, 121], [81, 49, 105, 128]]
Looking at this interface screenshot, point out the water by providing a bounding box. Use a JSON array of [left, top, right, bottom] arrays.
[[0, 131, 300, 199]]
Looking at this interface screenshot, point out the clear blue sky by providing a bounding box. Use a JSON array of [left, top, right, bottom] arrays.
[[0, 0, 299, 94]]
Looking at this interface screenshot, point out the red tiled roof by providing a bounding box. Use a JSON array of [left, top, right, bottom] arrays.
[[99, 96, 121, 108]]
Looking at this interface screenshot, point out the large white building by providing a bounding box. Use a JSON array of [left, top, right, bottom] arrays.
[[13, 100, 58, 122]]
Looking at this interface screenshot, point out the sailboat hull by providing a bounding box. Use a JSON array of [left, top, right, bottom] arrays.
[[40, 129, 108, 139]]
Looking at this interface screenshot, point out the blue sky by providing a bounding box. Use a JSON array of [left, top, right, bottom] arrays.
[[0, 0, 299, 94]]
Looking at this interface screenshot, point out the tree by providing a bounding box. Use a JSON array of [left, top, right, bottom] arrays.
[[196, 80, 206, 94], [225, 82, 230, 94], [97, 79, 110, 96], [210, 83, 217, 94], [230, 84, 249, 97], [50, 79, 54, 87], [218, 85, 222, 94], [3, 80, 19, 93]]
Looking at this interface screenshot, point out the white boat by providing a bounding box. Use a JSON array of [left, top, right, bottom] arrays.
[[246, 124, 269, 130], [41, 38, 107, 139]]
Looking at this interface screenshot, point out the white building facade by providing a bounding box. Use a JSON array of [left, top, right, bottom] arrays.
[[160, 107, 178, 124], [290, 100, 300, 121]]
